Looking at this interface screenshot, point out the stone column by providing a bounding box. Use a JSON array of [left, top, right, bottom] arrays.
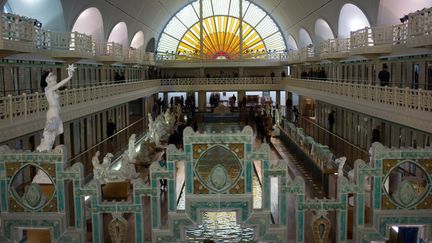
[[198, 90, 206, 112]]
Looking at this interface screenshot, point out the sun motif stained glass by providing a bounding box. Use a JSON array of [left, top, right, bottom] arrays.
[[157, 0, 286, 60]]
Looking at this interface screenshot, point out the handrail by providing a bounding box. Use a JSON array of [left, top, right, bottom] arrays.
[[1, 77, 430, 126], [68, 116, 147, 177], [296, 116, 369, 167], [0, 79, 160, 124]]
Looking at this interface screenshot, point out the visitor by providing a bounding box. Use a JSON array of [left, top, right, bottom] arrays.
[[293, 106, 299, 124], [378, 64, 390, 86], [281, 70, 286, 79], [114, 71, 121, 82], [107, 119, 116, 141], [159, 154, 167, 191], [328, 110, 335, 132], [318, 67, 327, 80], [40, 70, 49, 91]]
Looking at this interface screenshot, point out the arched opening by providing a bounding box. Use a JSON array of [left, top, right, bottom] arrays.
[[146, 38, 156, 52], [378, 0, 432, 26], [5, 0, 65, 31], [157, 0, 286, 59], [338, 4, 370, 38], [286, 35, 298, 50], [108, 22, 128, 48], [315, 18, 335, 43], [72, 7, 104, 41], [299, 28, 313, 48], [130, 31, 145, 50]]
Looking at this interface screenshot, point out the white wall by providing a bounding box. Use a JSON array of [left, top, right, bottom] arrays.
[[378, 0, 432, 26], [72, 7, 104, 41]]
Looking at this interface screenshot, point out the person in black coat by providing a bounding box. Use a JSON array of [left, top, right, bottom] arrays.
[[378, 64, 390, 86]]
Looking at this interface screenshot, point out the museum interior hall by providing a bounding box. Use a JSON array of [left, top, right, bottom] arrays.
[[0, 0, 432, 242]]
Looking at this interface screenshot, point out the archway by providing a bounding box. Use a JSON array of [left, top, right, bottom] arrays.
[[298, 28, 313, 48], [108, 22, 128, 47], [71, 7, 104, 41], [338, 4, 370, 38], [286, 35, 298, 50], [314, 18, 334, 43], [130, 31, 145, 50]]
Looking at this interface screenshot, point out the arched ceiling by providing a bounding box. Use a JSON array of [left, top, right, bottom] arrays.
[[60, 0, 379, 42], [3, 0, 381, 47]]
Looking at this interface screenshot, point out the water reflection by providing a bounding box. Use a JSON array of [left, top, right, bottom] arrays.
[[177, 171, 262, 210], [185, 212, 255, 242], [202, 122, 242, 134]]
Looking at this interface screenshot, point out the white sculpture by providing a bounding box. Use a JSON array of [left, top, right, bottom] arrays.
[[92, 151, 111, 183], [336, 156, 346, 177], [37, 65, 76, 152], [128, 134, 136, 161], [120, 151, 140, 179]]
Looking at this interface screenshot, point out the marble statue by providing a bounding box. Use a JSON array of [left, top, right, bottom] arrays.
[[37, 64, 77, 152], [128, 134, 136, 161], [335, 156, 346, 177], [92, 151, 111, 183], [120, 151, 140, 179]]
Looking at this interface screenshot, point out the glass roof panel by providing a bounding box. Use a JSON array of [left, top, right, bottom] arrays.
[[243, 3, 266, 27], [158, 0, 286, 59], [213, 0, 229, 15]]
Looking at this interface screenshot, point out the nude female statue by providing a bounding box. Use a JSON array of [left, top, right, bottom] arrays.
[[37, 64, 76, 152]]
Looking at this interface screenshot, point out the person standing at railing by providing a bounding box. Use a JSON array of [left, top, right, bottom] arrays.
[[36, 64, 76, 152], [328, 110, 335, 132], [378, 64, 390, 86], [40, 70, 49, 91]]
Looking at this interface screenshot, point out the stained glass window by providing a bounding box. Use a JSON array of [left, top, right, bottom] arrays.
[[157, 0, 286, 60]]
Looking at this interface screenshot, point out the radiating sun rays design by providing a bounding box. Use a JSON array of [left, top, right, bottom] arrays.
[[157, 0, 286, 60]]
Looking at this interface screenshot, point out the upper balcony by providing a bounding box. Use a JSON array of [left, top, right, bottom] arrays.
[[0, 13, 36, 57], [349, 25, 403, 57], [1, 77, 431, 143], [318, 38, 350, 60], [0, 13, 156, 65], [155, 52, 288, 67], [406, 7, 432, 48], [35, 29, 94, 62]]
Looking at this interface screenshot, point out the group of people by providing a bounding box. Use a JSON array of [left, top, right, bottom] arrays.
[[114, 71, 125, 82], [253, 110, 274, 144], [209, 92, 220, 108], [300, 68, 327, 80]]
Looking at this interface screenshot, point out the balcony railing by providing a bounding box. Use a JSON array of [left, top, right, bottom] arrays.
[[0, 80, 160, 124], [1, 13, 35, 43], [160, 77, 279, 86], [95, 41, 123, 58], [286, 78, 432, 112], [35, 29, 93, 54], [318, 38, 350, 56], [155, 52, 288, 63], [1, 77, 430, 126]]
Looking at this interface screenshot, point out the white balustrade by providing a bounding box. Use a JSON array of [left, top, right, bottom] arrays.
[[124, 48, 143, 63], [350, 26, 395, 49], [0, 80, 160, 124], [35, 30, 93, 54], [318, 38, 350, 55], [1, 13, 35, 42], [94, 42, 124, 58], [408, 7, 432, 37], [160, 77, 277, 86], [286, 78, 432, 112]]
